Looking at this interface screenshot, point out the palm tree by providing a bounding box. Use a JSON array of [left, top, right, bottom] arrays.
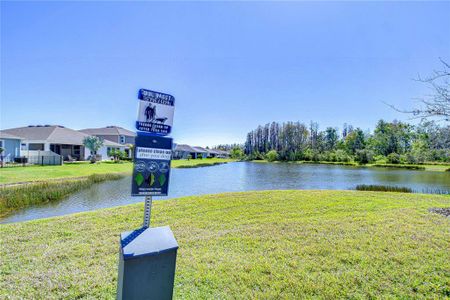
[[83, 136, 104, 163]]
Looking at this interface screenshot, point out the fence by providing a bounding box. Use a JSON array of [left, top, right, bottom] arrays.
[[1, 151, 63, 167]]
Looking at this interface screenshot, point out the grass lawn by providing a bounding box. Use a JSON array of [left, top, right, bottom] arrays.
[[1, 190, 449, 299], [0, 159, 234, 184]]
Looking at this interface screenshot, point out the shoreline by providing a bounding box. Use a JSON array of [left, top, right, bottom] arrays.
[[0, 159, 235, 186], [250, 160, 450, 172]]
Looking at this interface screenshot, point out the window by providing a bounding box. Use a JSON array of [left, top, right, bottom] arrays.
[[119, 135, 126, 144], [0, 140, 3, 148], [21, 143, 27, 150], [28, 143, 44, 151]]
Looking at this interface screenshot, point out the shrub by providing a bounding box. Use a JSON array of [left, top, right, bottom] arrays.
[[386, 153, 400, 164], [355, 149, 374, 164], [373, 155, 386, 164], [335, 150, 352, 162], [265, 150, 279, 162], [302, 149, 313, 161], [230, 148, 244, 159]]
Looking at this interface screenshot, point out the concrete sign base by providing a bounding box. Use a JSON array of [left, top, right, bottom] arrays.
[[117, 226, 178, 300]]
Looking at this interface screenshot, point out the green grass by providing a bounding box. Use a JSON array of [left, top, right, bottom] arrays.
[[1, 190, 449, 299], [370, 164, 425, 170], [0, 159, 234, 184], [0, 174, 124, 216]]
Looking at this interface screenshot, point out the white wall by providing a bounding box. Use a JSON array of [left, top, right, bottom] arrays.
[[84, 145, 126, 161]]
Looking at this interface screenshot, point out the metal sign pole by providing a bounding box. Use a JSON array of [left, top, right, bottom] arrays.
[[143, 196, 152, 228]]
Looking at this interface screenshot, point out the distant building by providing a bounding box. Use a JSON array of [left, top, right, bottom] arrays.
[[192, 146, 208, 159], [173, 144, 198, 159], [173, 144, 230, 159], [206, 148, 221, 158], [79, 126, 135, 157], [1, 125, 124, 162], [0, 131, 22, 163]]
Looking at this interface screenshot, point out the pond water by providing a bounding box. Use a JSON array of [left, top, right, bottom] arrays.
[[2, 162, 450, 223]]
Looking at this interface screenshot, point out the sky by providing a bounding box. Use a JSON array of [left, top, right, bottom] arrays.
[[1, 1, 449, 147]]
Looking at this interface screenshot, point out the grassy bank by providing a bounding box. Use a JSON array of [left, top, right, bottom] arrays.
[[252, 160, 450, 171], [0, 173, 124, 216], [0, 159, 234, 184], [1, 190, 449, 299]]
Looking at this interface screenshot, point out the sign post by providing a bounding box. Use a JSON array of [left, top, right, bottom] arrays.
[[117, 89, 177, 300]]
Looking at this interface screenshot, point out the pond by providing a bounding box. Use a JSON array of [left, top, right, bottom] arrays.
[[2, 162, 450, 223]]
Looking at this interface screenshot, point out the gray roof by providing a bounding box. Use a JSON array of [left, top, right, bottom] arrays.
[[214, 149, 230, 155], [174, 144, 197, 153], [79, 126, 136, 137], [0, 131, 22, 140], [206, 148, 221, 155], [2, 125, 123, 147], [192, 146, 208, 153]]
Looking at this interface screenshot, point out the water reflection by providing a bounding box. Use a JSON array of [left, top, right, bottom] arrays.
[[2, 162, 449, 223]]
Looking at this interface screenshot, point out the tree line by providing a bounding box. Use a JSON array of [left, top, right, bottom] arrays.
[[242, 120, 450, 164]]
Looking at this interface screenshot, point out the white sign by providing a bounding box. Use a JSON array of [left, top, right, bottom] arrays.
[[136, 147, 172, 160], [136, 88, 175, 135]]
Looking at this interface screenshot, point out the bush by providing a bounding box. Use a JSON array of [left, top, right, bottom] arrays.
[[230, 148, 244, 159], [386, 153, 401, 164], [335, 150, 352, 163], [355, 149, 374, 164], [302, 149, 313, 161], [265, 150, 279, 162], [373, 155, 386, 164], [404, 153, 417, 164]]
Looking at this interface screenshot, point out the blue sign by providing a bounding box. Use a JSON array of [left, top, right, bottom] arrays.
[[131, 133, 173, 196], [136, 89, 175, 135]]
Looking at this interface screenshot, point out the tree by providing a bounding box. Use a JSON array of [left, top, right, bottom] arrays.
[[324, 127, 339, 151], [387, 59, 450, 121], [344, 128, 366, 155], [83, 136, 104, 163], [230, 147, 244, 159], [369, 120, 413, 156], [355, 149, 374, 164], [108, 149, 124, 163]]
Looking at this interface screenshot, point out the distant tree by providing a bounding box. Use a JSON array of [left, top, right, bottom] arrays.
[[344, 128, 366, 155], [324, 127, 339, 151], [387, 59, 450, 121], [369, 120, 413, 156], [230, 147, 244, 160], [355, 149, 374, 164], [83, 136, 104, 163]]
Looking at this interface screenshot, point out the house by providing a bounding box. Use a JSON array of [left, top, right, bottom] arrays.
[[1, 125, 125, 161], [79, 126, 135, 157], [0, 131, 22, 163], [172, 144, 198, 159], [206, 148, 221, 158], [215, 149, 230, 158], [192, 146, 208, 159]]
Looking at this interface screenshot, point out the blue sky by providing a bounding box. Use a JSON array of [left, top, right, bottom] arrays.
[[1, 1, 449, 146]]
